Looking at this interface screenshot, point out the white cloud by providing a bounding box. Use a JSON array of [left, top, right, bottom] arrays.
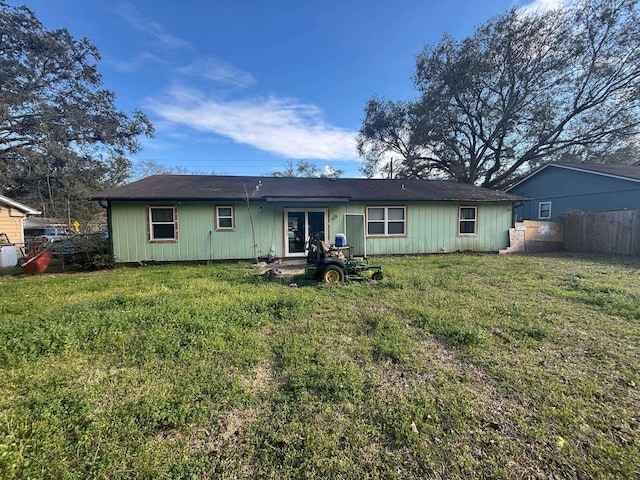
[[113, 2, 192, 50], [519, 0, 575, 14], [147, 88, 359, 161], [110, 3, 355, 161], [178, 59, 257, 88], [106, 52, 166, 73]]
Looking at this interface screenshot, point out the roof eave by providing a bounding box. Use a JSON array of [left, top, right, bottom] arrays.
[[506, 163, 640, 191], [553, 163, 640, 183], [0, 194, 41, 215]]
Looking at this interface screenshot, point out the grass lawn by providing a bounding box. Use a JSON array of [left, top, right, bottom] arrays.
[[1, 253, 639, 479]]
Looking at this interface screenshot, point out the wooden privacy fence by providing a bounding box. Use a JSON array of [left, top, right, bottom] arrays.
[[563, 209, 640, 254]]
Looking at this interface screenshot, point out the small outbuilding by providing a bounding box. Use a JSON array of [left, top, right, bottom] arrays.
[[93, 175, 522, 263]]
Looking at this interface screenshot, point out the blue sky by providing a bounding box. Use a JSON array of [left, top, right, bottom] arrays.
[[15, 0, 568, 177]]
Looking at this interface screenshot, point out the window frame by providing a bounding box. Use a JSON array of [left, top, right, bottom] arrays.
[[365, 206, 407, 237], [147, 205, 178, 243], [458, 206, 478, 237], [215, 205, 236, 231], [538, 202, 552, 220]]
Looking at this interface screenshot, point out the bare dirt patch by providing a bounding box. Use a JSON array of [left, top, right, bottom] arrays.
[[240, 360, 284, 394], [255, 259, 306, 282]]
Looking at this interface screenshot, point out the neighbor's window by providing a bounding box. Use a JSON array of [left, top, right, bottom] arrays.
[[148, 206, 177, 242], [366, 206, 406, 236], [216, 205, 235, 231], [458, 206, 478, 236], [539, 202, 551, 219]]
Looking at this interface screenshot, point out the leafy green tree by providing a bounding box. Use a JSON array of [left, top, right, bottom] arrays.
[[358, 0, 640, 188], [269, 160, 343, 178], [0, 1, 153, 225]]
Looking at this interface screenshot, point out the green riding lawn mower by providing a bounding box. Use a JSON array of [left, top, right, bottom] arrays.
[[304, 232, 383, 283]]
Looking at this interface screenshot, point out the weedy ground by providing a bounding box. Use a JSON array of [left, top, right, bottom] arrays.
[[0, 253, 638, 479]]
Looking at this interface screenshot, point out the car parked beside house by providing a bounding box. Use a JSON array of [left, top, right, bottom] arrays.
[[23, 226, 77, 255]]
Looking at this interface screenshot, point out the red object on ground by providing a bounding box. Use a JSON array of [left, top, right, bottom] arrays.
[[21, 250, 53, 274]]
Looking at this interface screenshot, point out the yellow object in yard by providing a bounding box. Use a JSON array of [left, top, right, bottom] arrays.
[[73, 221, 80, 232]]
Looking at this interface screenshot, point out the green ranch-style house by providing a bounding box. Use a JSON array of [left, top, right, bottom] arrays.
[[93, 175, 522, 263]]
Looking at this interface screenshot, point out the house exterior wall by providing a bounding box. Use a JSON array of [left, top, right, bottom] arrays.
[[0, 205, 27, 246], [110, 201, 283, 263], [109, 200, 513, 263], [331, 202, 513, 255], [510, 167, 640, 221]]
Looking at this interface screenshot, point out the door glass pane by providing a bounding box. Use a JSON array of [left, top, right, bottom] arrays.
[[287, 212, 306, 253], [307, 211, 325, 238]]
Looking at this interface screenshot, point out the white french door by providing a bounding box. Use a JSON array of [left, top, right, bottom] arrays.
[[284, 209, 327, 257]]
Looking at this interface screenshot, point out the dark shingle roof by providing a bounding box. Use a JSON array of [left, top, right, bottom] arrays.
[[507, 162, 640, 191], [93, 175, 522, 203]]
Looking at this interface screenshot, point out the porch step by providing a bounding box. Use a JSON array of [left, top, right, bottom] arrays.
[[499, 227, 525, 254]]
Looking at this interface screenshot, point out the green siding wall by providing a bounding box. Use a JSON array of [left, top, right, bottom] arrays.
[[111, 201, 284, 263], [329, 202, 512, 255], [110, 200, 512, 263]]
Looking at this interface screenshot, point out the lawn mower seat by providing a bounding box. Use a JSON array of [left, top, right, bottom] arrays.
[[319, 241, 331, 257]]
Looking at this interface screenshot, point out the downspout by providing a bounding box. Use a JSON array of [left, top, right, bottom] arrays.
[[512, 201, 525, 225], [209, 230, 213, 264]]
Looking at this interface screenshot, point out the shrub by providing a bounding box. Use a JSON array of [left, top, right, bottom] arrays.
[[65, 233, 112, 270]]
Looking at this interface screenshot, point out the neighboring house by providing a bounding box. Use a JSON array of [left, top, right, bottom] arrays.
[[0, 194, 41, 247], [93, 175, 522, 263], [507, 162, 640, 221]]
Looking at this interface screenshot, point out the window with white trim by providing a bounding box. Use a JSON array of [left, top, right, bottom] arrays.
[[148, 206, 177, 241], [538, 202, 551, 219], [216, 205, 235, 231], [458, 206, 478, 236], [366, 206, 406, 236]]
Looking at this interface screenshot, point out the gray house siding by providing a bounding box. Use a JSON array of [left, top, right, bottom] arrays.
[[509, 166, 640, 221]]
